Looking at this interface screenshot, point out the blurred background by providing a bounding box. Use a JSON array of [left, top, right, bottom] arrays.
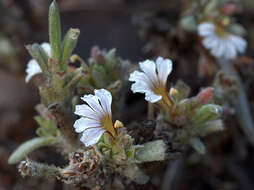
[[1, 0, 254, 189]]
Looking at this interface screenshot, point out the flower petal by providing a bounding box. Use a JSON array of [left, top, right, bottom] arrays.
[[74, 104, 99, 120], [25, 59, 42, 83], [129, 71, 152, 87], [198, 22, 215, 37], [228, 34, 247, 53], [81, 94, 104, 117], [211, 39, 226, 58], [139, 60, 158, 85], [202, 35, 218, 49], [131, 81, 151, 93], [155, 56, 172, 85], [145, 91, 162, 103], [41, 42, 51, 56], [224, 40, 237, 59], [80, 128, 105, 146], [74, 118, 101, 133], [94, 89, 112, 116]]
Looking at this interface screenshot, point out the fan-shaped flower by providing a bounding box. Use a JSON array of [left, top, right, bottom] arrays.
[[25, 42, 51, 82], [198, 22, 247, 59], [129, 57, 173, 108], [74, 89, 119, 147]]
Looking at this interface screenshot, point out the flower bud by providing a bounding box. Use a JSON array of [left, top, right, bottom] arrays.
[[197, 87, 214, 105], [169, 87, 179, 102]]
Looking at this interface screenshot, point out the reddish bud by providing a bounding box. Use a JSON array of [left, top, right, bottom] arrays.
[[197, 87, 214, 105]]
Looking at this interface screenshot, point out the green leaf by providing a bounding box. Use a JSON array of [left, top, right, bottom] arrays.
[[192, 104, 222, 125], [49, 0, 62, 62], [189, 137, 206, 154], [8, 137, 56, 164], [26, 44, 49, 72], [61, 28, 80, 70], [91, 64, 107, 88], [135, 140, 166, 162], [34, 116, 57, 137]]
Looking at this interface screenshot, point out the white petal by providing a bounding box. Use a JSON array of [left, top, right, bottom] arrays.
[[74, 104, 99, 120], [94, 89, 112, 116], [131, 81, 151, 93], [155, 57, 172, 85], [198, 22, 215, 37], [139, 60, 158, 85], [129, 71, 152, 87], [81, 94, 104, 117], [41, 42, 51, 56], [224, 40, 237, 59], [202, 35, 218, 49], [25, 59, 42, 83], [74, 118, 101, 133], [211, 39, 226, 58], [228, 34, 247, 53], [145, 91, 162, 103], [80, 128, 105, 146]]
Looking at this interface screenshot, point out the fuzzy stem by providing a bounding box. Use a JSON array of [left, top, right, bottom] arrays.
[[218, 58, 254, 146], [48, 103, 77, 151], [18, 159, 60, 178]]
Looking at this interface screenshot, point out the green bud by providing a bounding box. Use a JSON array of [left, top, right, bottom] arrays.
[[8, 137, 56, 164], [26, 43, 49, 72], [61, 28, 80, 70], [192, 104, 222, 124], [189, 137, 206, 154], [49, 0, 62, 62], [180, 15, 197, 32]]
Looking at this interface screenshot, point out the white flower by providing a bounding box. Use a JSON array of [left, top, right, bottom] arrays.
[[129, 56, 173, 103], [198, 22, 247, 59], [25, 42, 51, 82], [74, 89, 117, 147]]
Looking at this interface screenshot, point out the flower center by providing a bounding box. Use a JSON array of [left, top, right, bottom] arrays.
[[102, 116, 116, 137], [153, 85, 173, 110], [215, 25, 228, 38]]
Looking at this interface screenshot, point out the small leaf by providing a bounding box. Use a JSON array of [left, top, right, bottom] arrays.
[[189, 137, 206, 154], [49, 0, 62, 62], [61, 28, 80, 70], [8, 137, 56, 164], [26, 44, 49, 72], [135, 140, 166, 162], [91, 64, 107, 88], [192, 104, 222, 124]]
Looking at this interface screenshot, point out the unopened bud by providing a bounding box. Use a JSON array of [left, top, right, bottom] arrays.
[[114, 120, 124, 129], [197, 87, 214, 105], [169, 87, 179, 102]]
